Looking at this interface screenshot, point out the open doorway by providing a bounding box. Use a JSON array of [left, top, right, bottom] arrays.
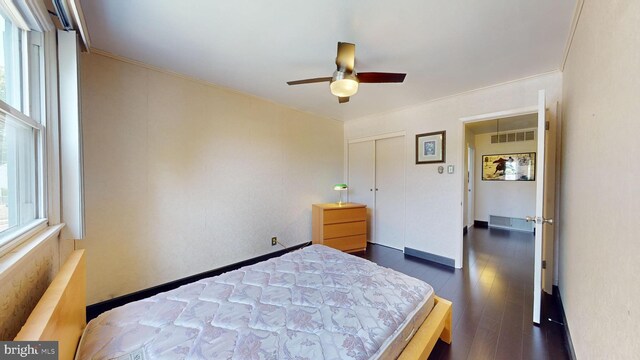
[[463, 113, 538, 233], [460, 94, 558, 325]]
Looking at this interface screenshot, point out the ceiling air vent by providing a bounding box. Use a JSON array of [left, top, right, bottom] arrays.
[[490, 130, 536, 144], [525, 131, 535, 141]]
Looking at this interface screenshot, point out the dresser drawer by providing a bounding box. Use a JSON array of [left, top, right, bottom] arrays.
[[323, 221, 366, 239], [323, 234, 366, 252], [323, 207, 366, 224]]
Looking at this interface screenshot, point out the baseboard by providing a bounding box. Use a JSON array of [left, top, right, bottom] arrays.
[[86, 242, 311, 321], [404, 247, 455, 268], [553, 285, 577, 360], [474, 220, 489, 228]]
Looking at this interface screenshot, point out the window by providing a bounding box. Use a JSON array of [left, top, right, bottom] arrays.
[[0, 113, 35, 233], [0, 8, 46, 250], [0, 11, 24, 111]]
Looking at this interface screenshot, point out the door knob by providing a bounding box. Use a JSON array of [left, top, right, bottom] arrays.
[[369, 188, 373, 191], [526, 216, 554, 225]]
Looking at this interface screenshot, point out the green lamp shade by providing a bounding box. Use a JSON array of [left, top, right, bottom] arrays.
[[333, 183, 348, 191]]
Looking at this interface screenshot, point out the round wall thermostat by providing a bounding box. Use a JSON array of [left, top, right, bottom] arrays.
[[438, 166, 444, 174]]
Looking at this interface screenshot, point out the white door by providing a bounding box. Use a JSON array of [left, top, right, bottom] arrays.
[[531, 89, 554, 324], [348, 141, 375, 240], [467, 147, 475, 227], [374, 136, 405, 249]]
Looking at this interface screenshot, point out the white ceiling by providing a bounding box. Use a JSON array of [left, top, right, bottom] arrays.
[[466, 113, 538, 135], [80, 0, 576, 121]]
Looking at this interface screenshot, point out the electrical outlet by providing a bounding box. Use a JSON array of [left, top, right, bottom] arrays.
[[271, 237, 277, 246]]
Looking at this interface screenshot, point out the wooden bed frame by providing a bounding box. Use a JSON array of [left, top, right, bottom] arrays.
[[15, 250, 451, 360]]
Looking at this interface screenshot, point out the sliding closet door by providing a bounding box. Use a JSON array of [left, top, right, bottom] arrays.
[[374, 136, 405, 250], [348, 141, 375, 240]]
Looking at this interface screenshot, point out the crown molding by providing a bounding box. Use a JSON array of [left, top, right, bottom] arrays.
[[560, 0, 585, 71]]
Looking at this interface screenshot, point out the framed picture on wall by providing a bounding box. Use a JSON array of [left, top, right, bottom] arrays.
[[416, 131, 446, 164], [482, 152, 536, 181]]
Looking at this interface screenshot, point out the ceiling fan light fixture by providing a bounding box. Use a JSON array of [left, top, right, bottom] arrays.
[[330, 71, 359, 97]]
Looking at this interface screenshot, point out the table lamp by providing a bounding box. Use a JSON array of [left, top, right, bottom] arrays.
[[333, 183, 348, 205]]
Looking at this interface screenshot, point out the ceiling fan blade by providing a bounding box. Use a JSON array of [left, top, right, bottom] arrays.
[[336, 42, 355, 72], [338, 97, 350, 104], [357, 72, 406, 83], [287, 77, 332, 85]]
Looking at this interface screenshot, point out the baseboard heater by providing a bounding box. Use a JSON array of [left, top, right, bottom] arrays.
[[489, 215, 534, 232]]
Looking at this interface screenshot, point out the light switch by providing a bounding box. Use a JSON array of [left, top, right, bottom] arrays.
[[448, 165, 454, 174]]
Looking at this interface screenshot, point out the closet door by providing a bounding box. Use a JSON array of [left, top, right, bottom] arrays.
[[348, 141, 375, 241], [374, 136, 405, 250]]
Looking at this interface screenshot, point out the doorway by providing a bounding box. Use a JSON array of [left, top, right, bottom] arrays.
[[459, 91, 557, 325], [464, 114, 538, 233]]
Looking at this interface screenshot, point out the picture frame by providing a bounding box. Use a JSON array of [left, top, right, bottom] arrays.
[[416, 131, 446, 164], [481, 152, 536, 181]]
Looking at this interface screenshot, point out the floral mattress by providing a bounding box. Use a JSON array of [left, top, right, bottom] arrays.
[[76, 244, 434, 360]]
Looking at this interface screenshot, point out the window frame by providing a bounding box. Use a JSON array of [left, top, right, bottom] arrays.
[[0, 15, 49, 256]]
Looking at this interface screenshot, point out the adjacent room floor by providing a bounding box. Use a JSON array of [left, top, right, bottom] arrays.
[[355, 227, 569, 360]]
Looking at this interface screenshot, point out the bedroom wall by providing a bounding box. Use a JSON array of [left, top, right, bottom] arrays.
[[558, 0, 639, 358], [473, 131, 537, 223], [344, 71, 562, 267], [79, 53, 344, 304]]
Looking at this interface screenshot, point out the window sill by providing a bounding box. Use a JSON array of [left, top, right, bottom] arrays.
[[0, 219, 50, 256], [0, 223, 65, 281]]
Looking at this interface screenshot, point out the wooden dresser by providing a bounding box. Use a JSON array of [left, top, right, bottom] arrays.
[[312, 203, 367, 253]]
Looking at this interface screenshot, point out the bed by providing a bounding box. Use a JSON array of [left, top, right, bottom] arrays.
[[15, 246, 452, 360]]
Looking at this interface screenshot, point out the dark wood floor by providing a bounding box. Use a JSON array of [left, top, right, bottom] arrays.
[[355, 227, 569, 360]]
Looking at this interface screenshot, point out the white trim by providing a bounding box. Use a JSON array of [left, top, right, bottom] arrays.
[[532, 89, 547, 324], [0, 218, 47, 257], [28, 31, 47, 219], [347, 131, 406, 144], [17, 0, 55, 32], [348, 70, 561, 123], [67, 0, 91, 51], [58, 30, 84, 240], [0, 223, 64, 281], [560, 0, 585, 71], [552, 101, 561, 287], [44, 31, 61, 224], [21, 30, 30, 117], [0, 0, 31, 30], [459, 106, 538, 123], [0, 99, 41, 129]]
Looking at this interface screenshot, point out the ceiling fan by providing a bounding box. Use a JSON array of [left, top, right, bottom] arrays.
[[286, 42, 406, 104]]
